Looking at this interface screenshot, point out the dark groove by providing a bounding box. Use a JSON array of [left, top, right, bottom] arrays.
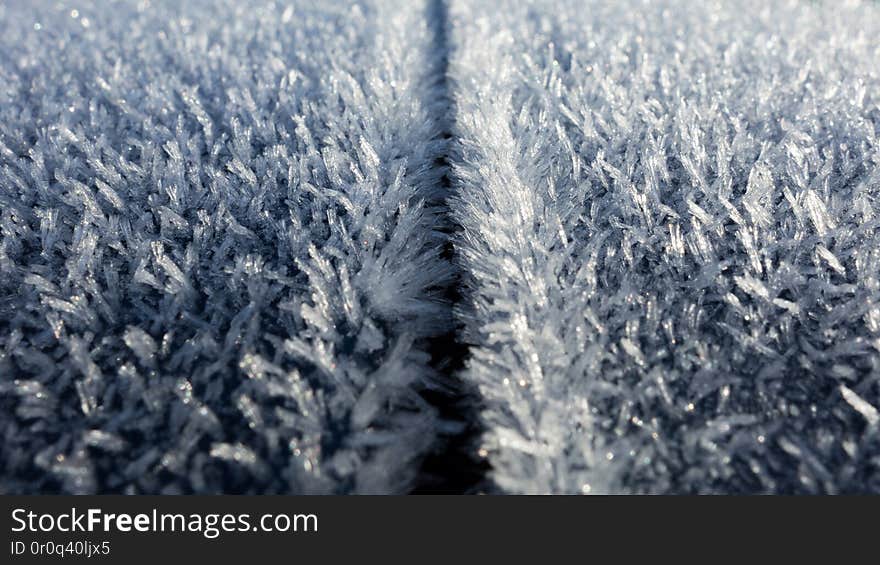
[[413, 0, 489, 494]]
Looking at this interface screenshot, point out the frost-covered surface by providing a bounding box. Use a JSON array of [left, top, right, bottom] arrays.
[[448, 0, 880, 493], [3, 0, 880, 496], [0, 0, 450, 493]]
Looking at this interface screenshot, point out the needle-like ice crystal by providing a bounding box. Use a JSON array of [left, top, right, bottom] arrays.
[[447, 0, 880, 493], [0, 0, 450, 494]]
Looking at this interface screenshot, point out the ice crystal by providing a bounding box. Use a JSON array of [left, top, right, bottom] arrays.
[[0, 0, 450, 494], [447, 0, 880, 493], [3, 0, 880, 495]]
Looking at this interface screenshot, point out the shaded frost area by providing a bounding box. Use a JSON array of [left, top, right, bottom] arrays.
[[447, 0, 880, 493], [0, 0, 450, 493]]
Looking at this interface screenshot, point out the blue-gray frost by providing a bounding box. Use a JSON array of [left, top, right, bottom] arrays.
[[3, 0, 880, 495], [447, 0, 880, 493], [0, 0, 450, 494]]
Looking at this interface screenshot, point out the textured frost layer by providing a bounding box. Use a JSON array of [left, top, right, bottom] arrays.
[[448, 0, 880, 493], [0, 0, 450, 493]]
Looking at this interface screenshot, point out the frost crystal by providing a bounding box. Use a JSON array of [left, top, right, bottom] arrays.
[[2, 0, 880, 495], [447, 0, 880, 493], [0, 0, 449, 494]]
